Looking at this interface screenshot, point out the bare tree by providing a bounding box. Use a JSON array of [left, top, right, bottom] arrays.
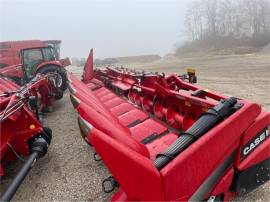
[[258, 0, 270, 33], [185, 1, 205, 41], [204, 0, 218, 36], [183, 0, 270, 46]]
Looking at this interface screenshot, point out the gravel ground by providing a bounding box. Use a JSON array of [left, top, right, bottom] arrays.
[[1, 53, 269, 201]]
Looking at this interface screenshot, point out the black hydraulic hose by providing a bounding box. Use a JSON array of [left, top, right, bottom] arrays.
[[154, 97, 239, 170], [1, 129, 52, 202], [0, 152, 39, 201]]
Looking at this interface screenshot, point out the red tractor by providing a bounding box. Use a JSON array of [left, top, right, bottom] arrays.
[[0, 40, 70, 93]]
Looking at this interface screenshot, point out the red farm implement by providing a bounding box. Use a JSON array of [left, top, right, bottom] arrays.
[[67, 50, 270, 201], [0, 74, 56, 201]]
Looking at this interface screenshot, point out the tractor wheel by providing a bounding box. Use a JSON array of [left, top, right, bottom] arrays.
[[37, 65, 67, 92]]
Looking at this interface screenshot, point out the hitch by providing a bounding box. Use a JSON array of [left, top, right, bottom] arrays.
[[0, 128, 52, 202]]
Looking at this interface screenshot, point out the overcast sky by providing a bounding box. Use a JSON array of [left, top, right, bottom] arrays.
[[0, 0, 191, 58]]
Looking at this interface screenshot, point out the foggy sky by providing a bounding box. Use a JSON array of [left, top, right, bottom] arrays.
[[0, 0, 191, 58]]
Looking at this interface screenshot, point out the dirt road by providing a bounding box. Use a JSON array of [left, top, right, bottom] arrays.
[[1, 53, 269, 201]]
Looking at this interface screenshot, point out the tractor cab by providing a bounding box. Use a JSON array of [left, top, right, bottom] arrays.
[[22, 46, 56, 80], [0, 46, 67, 93]]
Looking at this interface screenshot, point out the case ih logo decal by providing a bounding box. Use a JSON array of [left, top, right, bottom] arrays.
[[242, 128, 269, 158]]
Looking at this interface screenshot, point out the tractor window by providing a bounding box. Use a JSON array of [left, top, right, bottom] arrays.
[[43, 47, 55, 61], [23, 49, 43, 79], [24, 49, 43, 62], [54, 46, 60, 59]]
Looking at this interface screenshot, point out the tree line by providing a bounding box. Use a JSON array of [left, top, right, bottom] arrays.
[[179, 0, 270, 53]]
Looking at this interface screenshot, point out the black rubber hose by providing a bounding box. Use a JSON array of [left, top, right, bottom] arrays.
[[0, 152, 39, 202], [154, 97, 238, 170], [1, 129, 52, 202]]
